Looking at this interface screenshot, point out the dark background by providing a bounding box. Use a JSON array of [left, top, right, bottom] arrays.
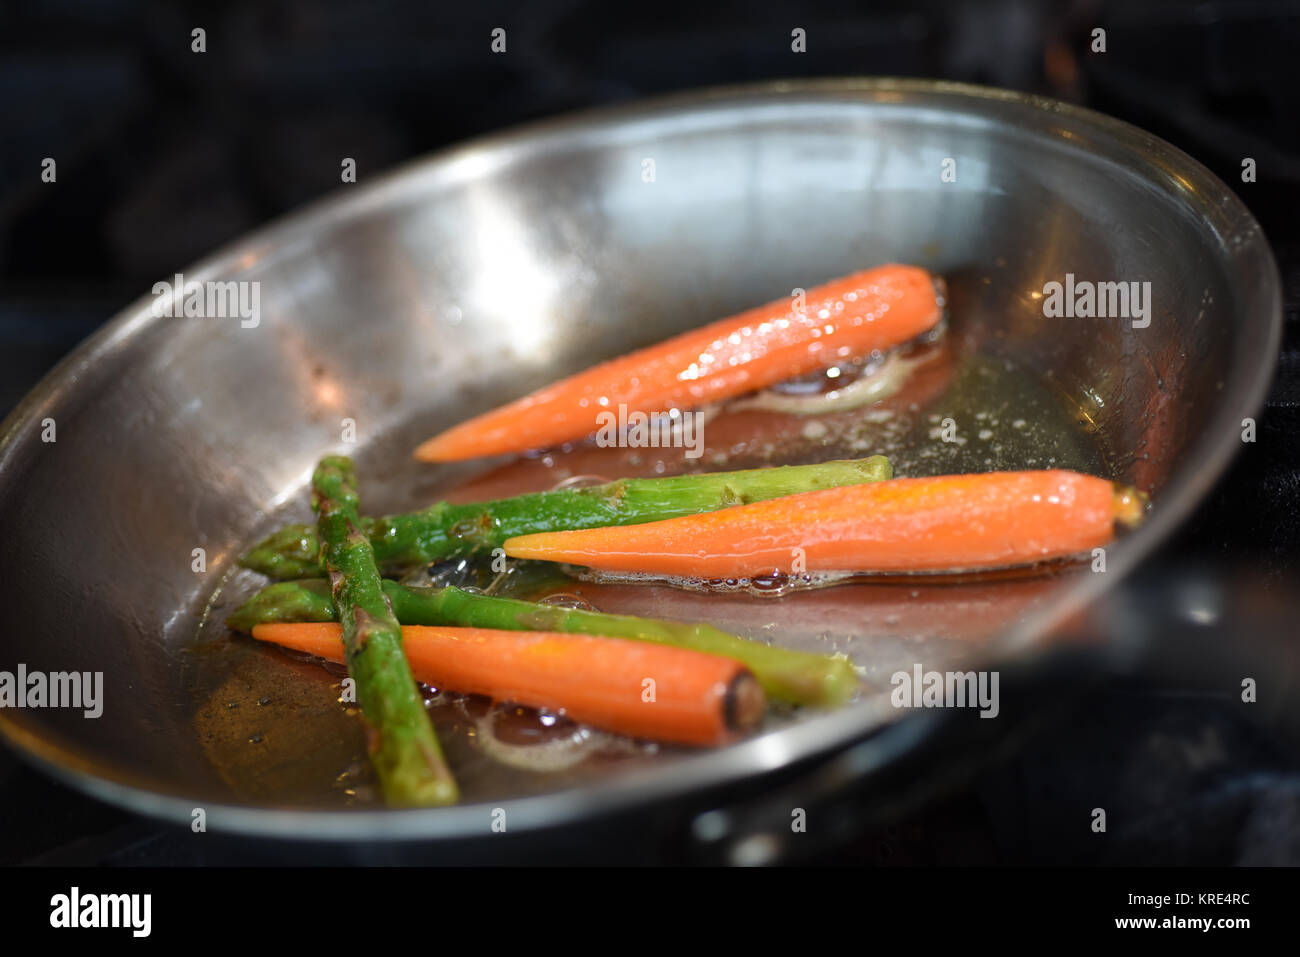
[[1, 0, 1298, 864]]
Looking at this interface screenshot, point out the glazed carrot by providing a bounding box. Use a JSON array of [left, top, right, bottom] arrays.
[[503, 470, 1146, 577], [415, 264, 944, 461], [252, 623, 765, 746]]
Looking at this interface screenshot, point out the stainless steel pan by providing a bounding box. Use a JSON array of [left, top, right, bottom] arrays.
[[0, 79, 1280, 842]]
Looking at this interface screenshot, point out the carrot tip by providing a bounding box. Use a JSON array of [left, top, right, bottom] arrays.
[[413, 436, 449, 462], [1112, 485, 1148, 529], [726, 672, 767, 732], [501, 534, 546, 560]]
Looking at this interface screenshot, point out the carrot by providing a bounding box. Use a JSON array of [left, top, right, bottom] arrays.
[[503, 470, 1146, 577], [251, 623, 765, 746], [415, 264, 944, 462]]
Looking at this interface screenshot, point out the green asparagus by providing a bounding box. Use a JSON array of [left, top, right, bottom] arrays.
[[239, 455, 893, 579], [228, 579, 860, 708], [311, 455, 457, 806]]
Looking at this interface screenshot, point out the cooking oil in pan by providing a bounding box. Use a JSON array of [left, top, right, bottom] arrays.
[[186, 333, 1112, 808]]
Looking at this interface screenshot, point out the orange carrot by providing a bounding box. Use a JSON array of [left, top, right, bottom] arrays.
[[503, 470, 1146, 577], [251, 623, 765, 746], [416, 264, 944, 461]]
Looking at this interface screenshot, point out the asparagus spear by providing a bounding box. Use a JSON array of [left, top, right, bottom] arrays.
[[240, 455, 893, 579], [311, 455, 458, 807], [228, 579, 860, 708]]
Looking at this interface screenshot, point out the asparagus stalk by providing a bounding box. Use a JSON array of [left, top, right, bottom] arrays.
[[228, 579, 860, 708], [311, 456, 457, 807], [240, 455, 893, 579]]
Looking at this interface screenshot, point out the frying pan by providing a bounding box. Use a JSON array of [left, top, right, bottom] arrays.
[[0, 79, 1281, 844]]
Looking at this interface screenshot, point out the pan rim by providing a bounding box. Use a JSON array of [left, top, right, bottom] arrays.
[[0, 76, 1282, 842]]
